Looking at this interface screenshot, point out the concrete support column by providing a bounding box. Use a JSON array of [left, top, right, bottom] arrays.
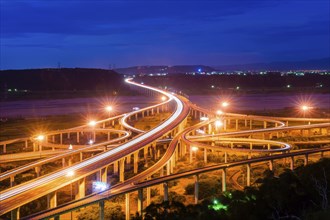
[[163, 182, 169, 201], [126, 155, 131, 169], [244, 119, 247, 127], [224, 152, 228, 163], [222, 169, 227, 192], [10, 176, 15, 187], [77, 132, 80, 143], [35, 166, 41, 177], [247, 164, 251, 187], [47, 191, 57, 208], [289, 156, 294, 171], [62, 158, 66, 167], [147, 187, 151, 206], [68, 157, 73, 166], [101, 167, 107, 183], [125, 193, 130, 220], [189, 146, 193, 163], [67, 132, 71, 139], [60, 133, 63, 144], [264, 121, 267, 129], [99, 200, 105, 220], [144, 147, 148, 165], [138, 189, 143, 214], [134, 152, 139, 174], [194, 175, 199, 204], [75, 178, 86, 199], [235, 119, 238, 130], [204, 148, 207, 163], [114, 161, 119, 175], [166, 161, 171, 175], [269, 160, 274, 171], [119, 159, 125, 182], [249, 120, 252, 129], [223, 119, 227, 131], [304, 154, 308, 166], [107, 132, 110, 141], [80, 152, 83, 161], [11, 208, 20, 220], [208, 124, 212, 134]]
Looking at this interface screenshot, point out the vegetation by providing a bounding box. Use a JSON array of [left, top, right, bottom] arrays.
[[135, 158, 330, 220]]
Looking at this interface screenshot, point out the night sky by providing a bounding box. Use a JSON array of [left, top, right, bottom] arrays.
[[1, 0, 329, 70]]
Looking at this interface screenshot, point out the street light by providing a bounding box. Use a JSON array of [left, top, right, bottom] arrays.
[[301, 105, 311, 118], [215, 120, 223, 128], [161, 96, 167, 101], [221, 102, 229, 108], [216, 110, 223, 115], [105, 105, 113, 112], [36, 135, 45, 141], [68, 144, 73, 150], [88, 120, 97, 127]]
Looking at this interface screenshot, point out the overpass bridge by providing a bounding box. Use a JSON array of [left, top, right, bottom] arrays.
[[0, 79, 329, 219]]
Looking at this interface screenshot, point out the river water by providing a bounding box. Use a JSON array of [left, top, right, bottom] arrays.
[[0, 94, 329, 118]]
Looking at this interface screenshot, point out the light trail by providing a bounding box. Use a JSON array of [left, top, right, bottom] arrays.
[[0, 78, 185, 203]]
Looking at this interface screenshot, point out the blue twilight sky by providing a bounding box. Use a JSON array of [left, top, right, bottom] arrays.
[[0, 0, 329, 70]]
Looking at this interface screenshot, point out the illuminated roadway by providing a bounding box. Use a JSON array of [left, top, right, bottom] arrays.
[[0, 79, 191, 215]]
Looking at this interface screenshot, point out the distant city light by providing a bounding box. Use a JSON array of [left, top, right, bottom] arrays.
[[68, 144, 73, 150], [216, 110, 223, 115], [89, 140, 94, 145], [191, 146, 198, 152]]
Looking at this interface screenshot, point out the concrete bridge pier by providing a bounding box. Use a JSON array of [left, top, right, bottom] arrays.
[[163, 182, 169, 201], [119, 159, 126, 182], [125, 193, 130, 220], [10, 208, 20, 220], [246, 164, 251, 187], [10, 176, 15, 187], [222, 169, 227, 192], [47, 191, 57, 208], [99, 200, 105, 220], [204, 148, 207, 163], [74, 178, 86, 200], [194, 175, 199, 204], [138, 189, 143, 215], [289, 156, 294, 171], [269, 160, 274, 171], [134, 152, 139, 174]]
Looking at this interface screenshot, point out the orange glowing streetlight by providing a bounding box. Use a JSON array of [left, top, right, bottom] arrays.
[[105, 105, 113, 112], [36, 135, 45, 141], [191, 146, 198, 152], [216, 110, 223, 115], [301, 105, 311, 118], [215, 120, 223, 128], [88, 120, 97, 127], [222, 101, 229, 108], [161, 96, 167, 101]]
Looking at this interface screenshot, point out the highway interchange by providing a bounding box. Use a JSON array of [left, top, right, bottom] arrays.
[[0, 78, 329, 220]]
